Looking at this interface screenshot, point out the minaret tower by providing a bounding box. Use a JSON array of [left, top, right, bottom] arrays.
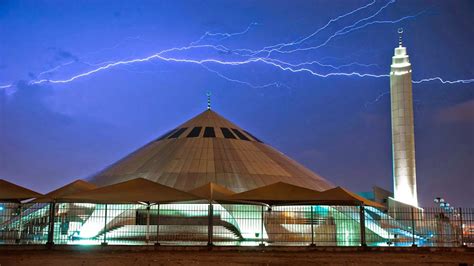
[[390, 28, 418, 207]]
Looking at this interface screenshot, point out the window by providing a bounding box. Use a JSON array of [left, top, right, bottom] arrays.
[[203, 127, 216, 138], [156, 128, 177, 141], [187, 127, 202, 138], [220, 128, 236, 139], [167, 127, 188, 139], [231, 128, 250, 141], [243, 130, 263, 143]]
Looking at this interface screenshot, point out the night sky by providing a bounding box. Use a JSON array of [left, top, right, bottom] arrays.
[[0, 0, 472, 206]]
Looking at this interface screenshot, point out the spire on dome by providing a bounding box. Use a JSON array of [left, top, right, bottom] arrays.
[[206, 91, 211, 110]]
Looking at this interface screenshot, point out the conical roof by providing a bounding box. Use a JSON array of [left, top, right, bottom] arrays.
[[63, 178, 198, 204], [89, 110, 334, 193], [317, 186, 384, 208], [189, 182, 235, 201], [229, 181, 322, 205], [33, 179, 97, 203], [0, 179, 42, 202]]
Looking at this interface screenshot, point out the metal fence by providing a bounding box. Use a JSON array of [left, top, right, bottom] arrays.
[[0, 202, 472, 247]]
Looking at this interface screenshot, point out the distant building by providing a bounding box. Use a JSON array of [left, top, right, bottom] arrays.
[[359, 186, 393, 209]]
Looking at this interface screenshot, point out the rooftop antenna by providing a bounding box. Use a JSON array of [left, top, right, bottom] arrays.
[[206, 91, 211, 110], [398, 28, 404, 47]]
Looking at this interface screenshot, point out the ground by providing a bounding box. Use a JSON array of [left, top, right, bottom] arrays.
[[0, 248, 473, 265]]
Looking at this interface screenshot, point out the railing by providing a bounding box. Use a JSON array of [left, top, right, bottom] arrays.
[[0, 202, 472, 247]]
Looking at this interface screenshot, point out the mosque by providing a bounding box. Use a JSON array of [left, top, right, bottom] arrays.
[[1, 32, 468, 247], [90, 30, 418, 209]]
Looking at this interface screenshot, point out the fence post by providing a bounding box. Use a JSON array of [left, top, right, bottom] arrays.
[[310, 205, 315, 246], [359, 204, 366, 247], [459, 208, 466, 247], [411, 207, 417, 247], [259, 205, 265, 247], [145, 205, 151, 243], [101, 204, 108, 246], [207, 201, 214, 246], [46, 202, 56, 246], [155, 204, 160, 246], [15, 204, 23, 244]]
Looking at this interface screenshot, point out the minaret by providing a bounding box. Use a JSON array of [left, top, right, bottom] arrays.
[[390, 28, 418, 207]]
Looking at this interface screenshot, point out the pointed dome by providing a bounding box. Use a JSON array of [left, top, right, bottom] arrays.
[[89, 110, 334, 192]]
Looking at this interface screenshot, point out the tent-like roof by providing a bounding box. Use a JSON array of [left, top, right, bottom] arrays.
[[188, 182, 235, 201], [33, 179, 97, 203], [62, 178, 198, 204], [0, 179, 42, 202], [228, 181, 322, 205], [227, 182, 383, 207], [89, 110, 334, 193], [316, 187, 384, 208]]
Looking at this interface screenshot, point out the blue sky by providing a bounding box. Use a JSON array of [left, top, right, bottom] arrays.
[[0, 0, 472, 206]]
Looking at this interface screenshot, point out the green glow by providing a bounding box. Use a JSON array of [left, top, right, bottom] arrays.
[[2, 202, 434, 246]]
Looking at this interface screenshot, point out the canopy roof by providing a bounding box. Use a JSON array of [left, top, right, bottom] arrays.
[[33, 179, 97, 203], [62, 178, 198, 204], [228, 181, 322, 205], [227, 182, 383, 207], [188, 182, 235, 201], [316, 186, 384, 208], [89, 110, 334, 193], [0, 179, 42, 202]]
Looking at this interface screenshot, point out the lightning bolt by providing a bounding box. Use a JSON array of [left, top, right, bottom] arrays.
[[273, 12, 425, 55], [412, 77, 474, 84], [0, 84, 13, 89], [265, 58, 379, 70], [191, 22, 259, 45], [37, 61, 76, 78], [364, 90, 390, 108], [2, 0, 473, 91], [200, 64, 283, 89], [260, 0, 393, 56], [253, 0, 379, 55], [30, 51, 393, 86]]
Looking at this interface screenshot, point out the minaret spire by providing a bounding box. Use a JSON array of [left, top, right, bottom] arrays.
[[398, 28, 403, 47], [206, 91, 211, 110]]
